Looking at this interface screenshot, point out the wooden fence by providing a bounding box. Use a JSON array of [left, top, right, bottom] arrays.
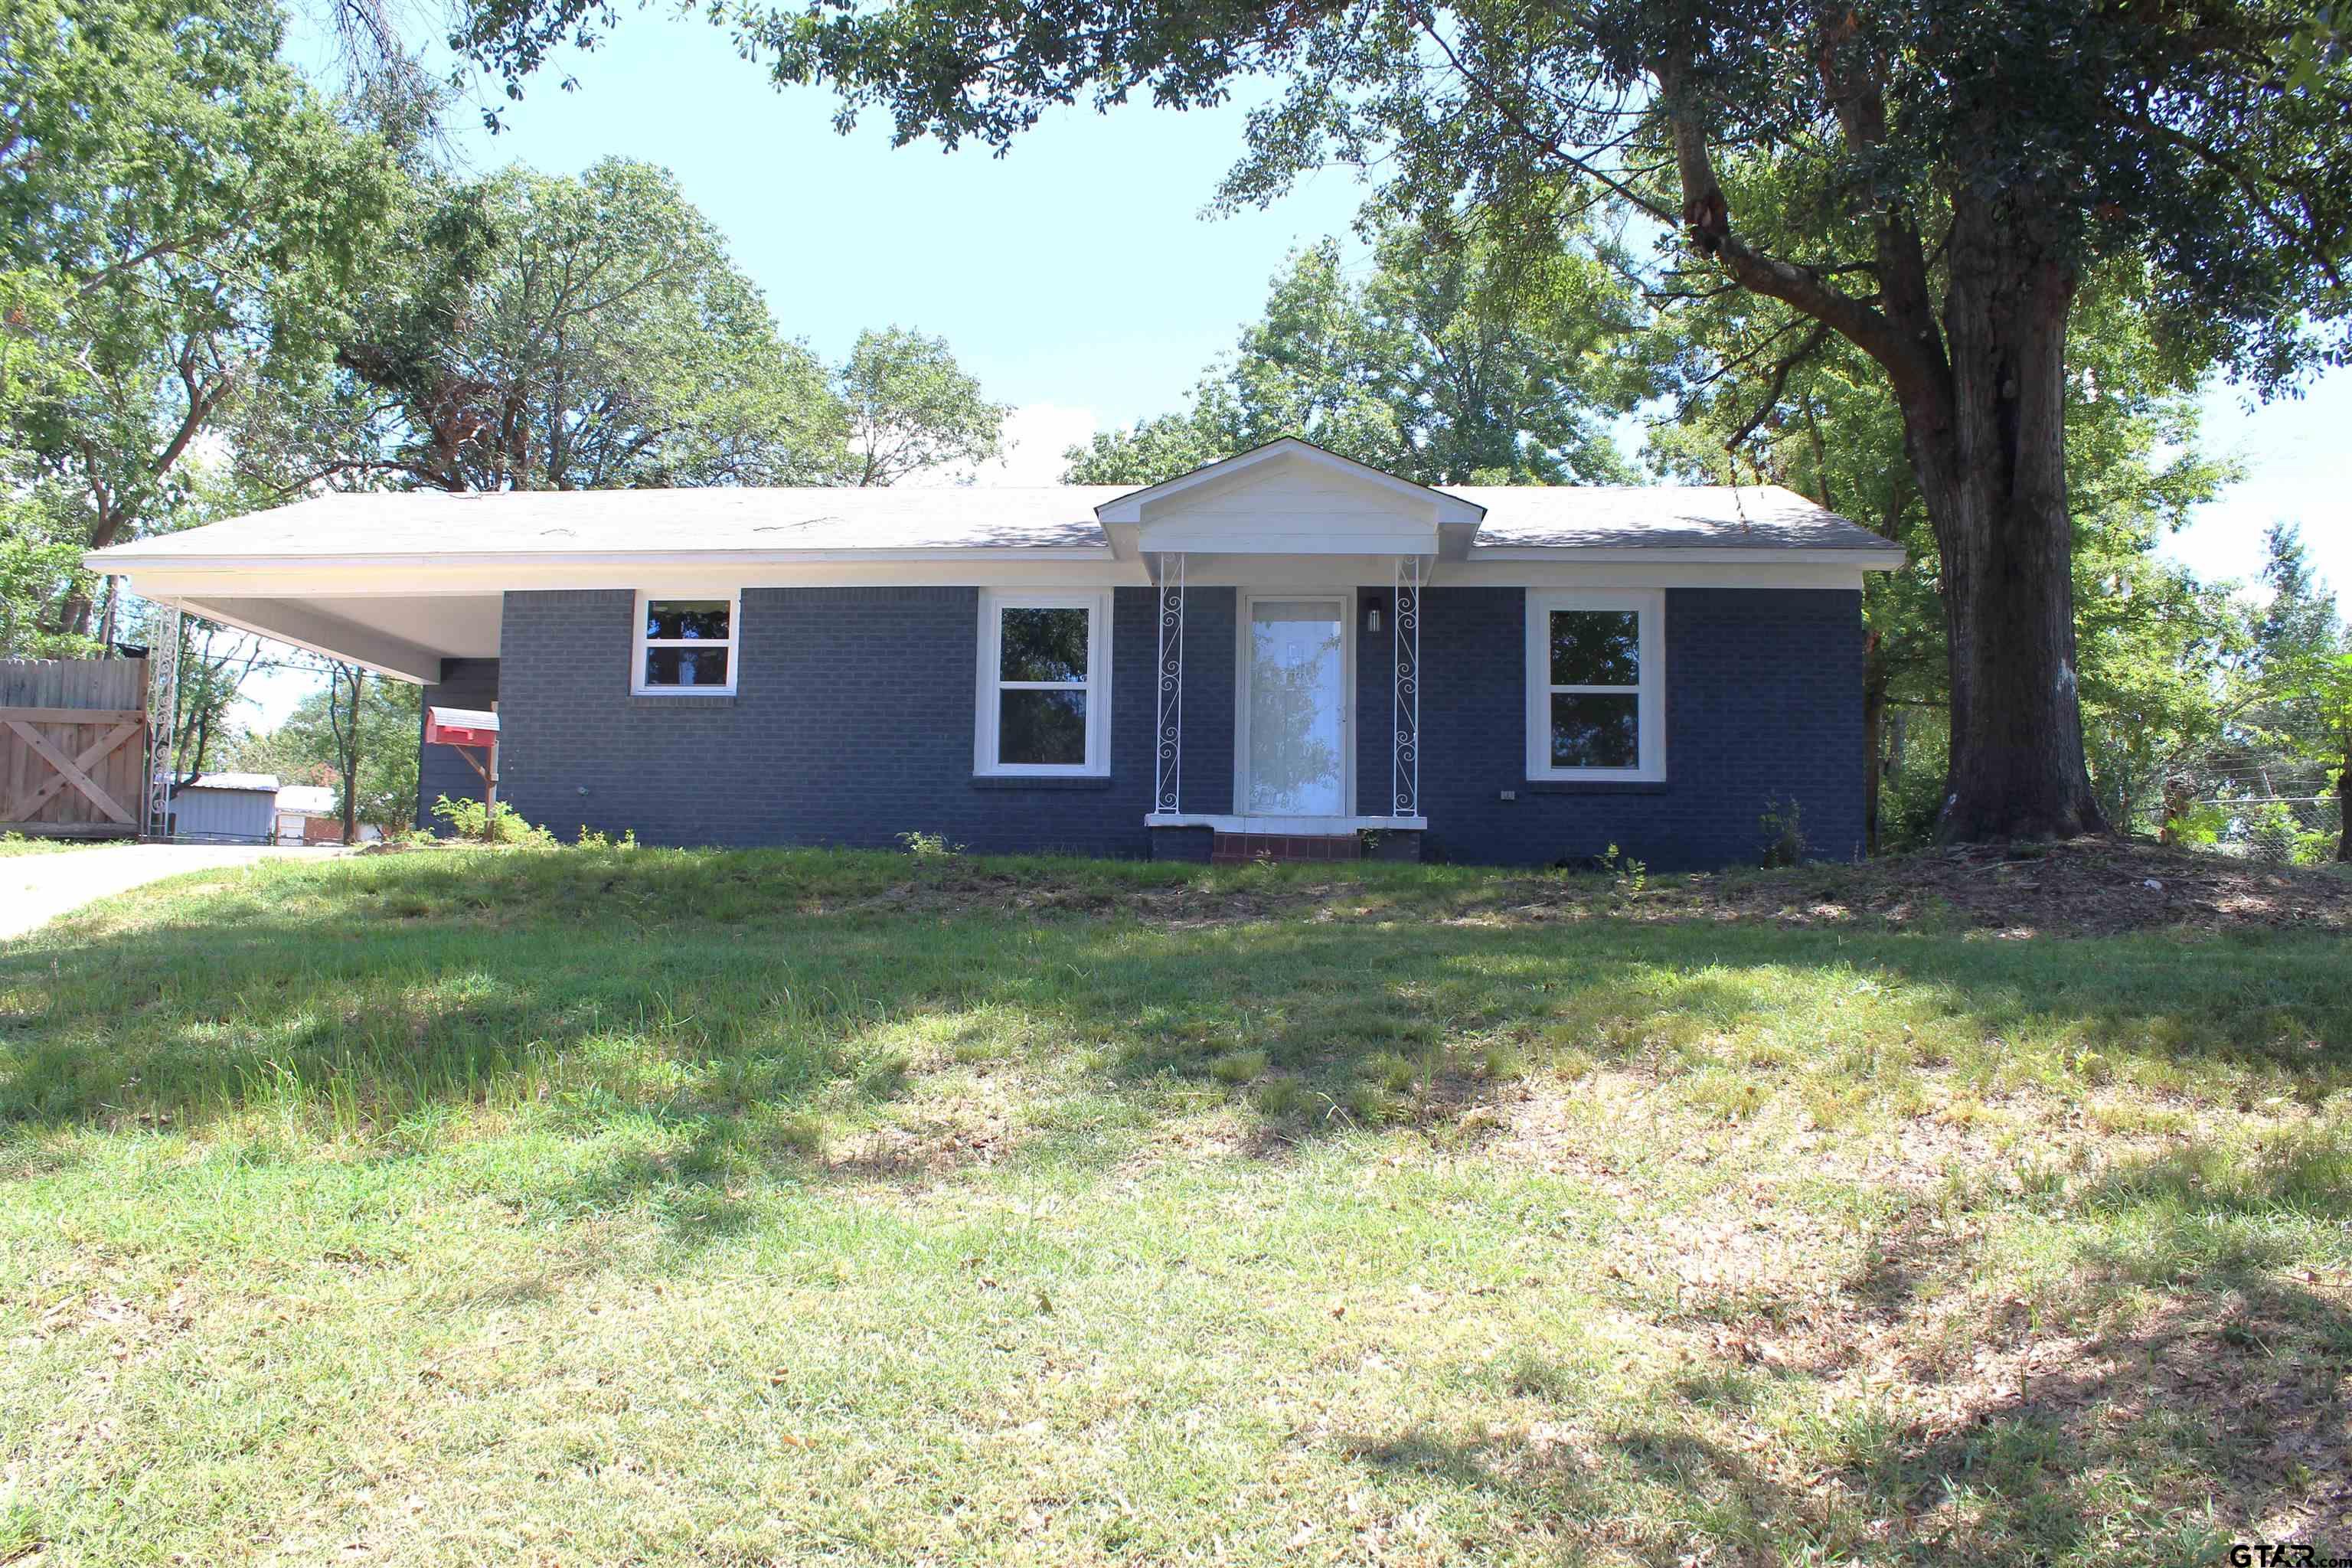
[[0, 659, 149, 839]]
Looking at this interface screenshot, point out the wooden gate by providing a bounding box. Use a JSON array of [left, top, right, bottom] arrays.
[[0, 659, 149, 839]]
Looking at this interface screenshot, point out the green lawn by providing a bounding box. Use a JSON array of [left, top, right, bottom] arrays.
[[0, 834, 102, 858], [1, 847, 2346, 1566]]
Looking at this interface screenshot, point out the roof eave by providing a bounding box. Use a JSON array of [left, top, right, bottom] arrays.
[[1470, 544, 1905, 568], [83, 544, 1119, 572]]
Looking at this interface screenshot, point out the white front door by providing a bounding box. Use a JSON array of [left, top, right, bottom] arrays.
[[1242, 596, 1349, 816]]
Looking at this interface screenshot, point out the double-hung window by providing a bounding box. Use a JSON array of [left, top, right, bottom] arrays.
[[1525, 590, 1664, 781], [634, 590, 739, 694], [975, 590, 1112, 776]]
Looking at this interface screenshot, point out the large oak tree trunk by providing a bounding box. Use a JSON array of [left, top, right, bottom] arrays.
[[1907, 196, 2107, 843], [1659, 74, 2109, 848]]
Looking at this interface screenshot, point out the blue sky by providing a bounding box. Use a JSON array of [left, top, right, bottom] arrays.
[[240, 12, 2343, 724], [421, 18, 1377, 429]]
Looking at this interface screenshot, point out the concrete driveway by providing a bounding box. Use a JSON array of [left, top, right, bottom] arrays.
[[0, 844, 339, 941]]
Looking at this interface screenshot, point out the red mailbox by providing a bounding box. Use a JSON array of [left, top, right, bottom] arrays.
[[424, 707, 500, 749]]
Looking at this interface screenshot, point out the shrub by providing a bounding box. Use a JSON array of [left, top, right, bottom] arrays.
[[430, 795, 555, 846], [897, 829, 964, 858], [1599, 841, 1647, 895], [1759, 795, 1809, 867]]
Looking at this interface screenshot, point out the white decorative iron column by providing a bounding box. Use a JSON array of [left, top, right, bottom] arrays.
[[1155, 552, 1185, 813], [143, 599, 182, 841], [1392, 554, 1421, 817]]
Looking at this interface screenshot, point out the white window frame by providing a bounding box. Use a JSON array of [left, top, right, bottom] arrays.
[[975, 589, 1114, 777], [1525, 589, 1665, 782], [632, 589, 741, 696]]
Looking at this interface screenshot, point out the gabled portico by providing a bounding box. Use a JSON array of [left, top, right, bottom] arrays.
[[1098, 439, 1480, 855]]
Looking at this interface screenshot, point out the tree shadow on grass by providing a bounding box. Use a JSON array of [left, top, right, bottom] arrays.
[[1, 864, 2347, 1187], [1343, 1263, 2347, 1563], [5, 861, 2349, 1550]]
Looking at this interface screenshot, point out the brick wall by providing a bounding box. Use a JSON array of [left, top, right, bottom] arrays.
[[413, 657, 500, 830], [491, 586, 1160, 856], [1400, 586, 1864, 871], [1171, 586, 1236, 815], [460, 581, 1862, 869]]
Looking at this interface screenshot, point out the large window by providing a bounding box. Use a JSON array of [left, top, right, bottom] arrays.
[[634, 591, 739, 694], [975, 590, 1112, 776], [1525, 590, 1664, 781]]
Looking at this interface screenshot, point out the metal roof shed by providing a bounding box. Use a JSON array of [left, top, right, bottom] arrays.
[[170, 773, 281, 844]]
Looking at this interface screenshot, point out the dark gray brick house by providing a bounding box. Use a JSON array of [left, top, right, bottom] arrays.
[[88, 439, 1902, 869]]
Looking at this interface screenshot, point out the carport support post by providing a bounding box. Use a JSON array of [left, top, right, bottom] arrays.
[[142, 597, 181, 841]]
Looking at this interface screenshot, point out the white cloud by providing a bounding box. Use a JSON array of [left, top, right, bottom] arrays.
[[909, 402, 1101, 488]]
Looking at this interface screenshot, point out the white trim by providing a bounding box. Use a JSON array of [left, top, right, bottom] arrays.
[[1146, 812, 1425, 833], [87, 542, 1899, 573], [1472, 545, 1904, 567], [974, 589, 1115, 777], [99, 557, 1886, 607], [1525, 589, 1666, 783], [90, 546, 1117, 571], [1094, 438, 1486, 527], [632, 588, 740, 696], [1234, 589, 1356, 817]]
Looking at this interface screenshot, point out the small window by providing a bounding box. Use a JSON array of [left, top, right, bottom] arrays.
[[976, 590, 1112, 776], [1526, 590, 1664, 780], [634, 591, 738, 694]]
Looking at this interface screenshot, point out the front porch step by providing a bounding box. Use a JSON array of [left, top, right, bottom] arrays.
[[1210, 831, 1362, 865]]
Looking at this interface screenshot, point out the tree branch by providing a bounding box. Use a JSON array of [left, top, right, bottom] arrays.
[[1654, 46, 1944, 414], [1723, 319, 1832, 452]]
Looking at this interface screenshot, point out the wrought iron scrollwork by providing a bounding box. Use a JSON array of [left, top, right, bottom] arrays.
[[143, 600, 181, 840], [1154, 554, 1185, 812], [1392, 556, 1421, 816]]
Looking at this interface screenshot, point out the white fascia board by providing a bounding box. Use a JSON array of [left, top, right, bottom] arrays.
[[106, 557, 1151, 600], [86, 545, 1115, 573], [1470, 545, 1905, 569], [1441, 560, 1880, 590], [110, 550, 1894, 606]]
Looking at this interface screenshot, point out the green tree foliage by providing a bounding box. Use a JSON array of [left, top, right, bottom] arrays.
[[246, 162, 1008, 494], [2236, 523, 2350, 859], [0, 0, 403, 637], [1065, 231, 1645, 486], [234, 671, 421, 835], [836, 326, 1008, 485], [167, 622, 270, 783], [452, 0, 2352, 842], [296, 158, 850, 492]]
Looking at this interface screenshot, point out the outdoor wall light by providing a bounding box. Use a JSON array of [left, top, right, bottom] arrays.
[[1365, 595, 1385, 633]]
